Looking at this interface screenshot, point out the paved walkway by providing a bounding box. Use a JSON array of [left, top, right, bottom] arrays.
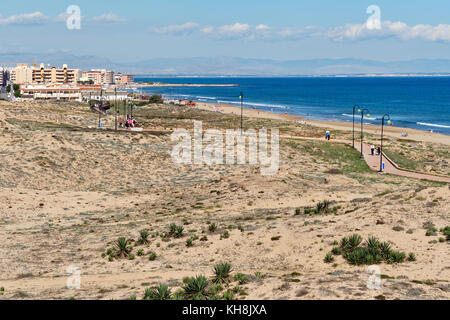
[[282, 135, 450, 183]]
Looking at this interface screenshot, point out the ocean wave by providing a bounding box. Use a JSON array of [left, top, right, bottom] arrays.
[[341, 113, 377, 121], [218, 100, 288, 109], [417, 122, 450, 129]]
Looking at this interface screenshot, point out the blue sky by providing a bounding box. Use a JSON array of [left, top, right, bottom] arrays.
[[1, 0, 450, 62]]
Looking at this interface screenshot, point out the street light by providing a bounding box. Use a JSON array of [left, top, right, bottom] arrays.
[[358, 108, 371, 160], [114, 88, 118, 131], [239, 92, 244, 135], [379, 114, 391, 173], [352, 105, 360, 148]]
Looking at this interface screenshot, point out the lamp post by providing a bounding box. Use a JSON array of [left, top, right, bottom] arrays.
[[239, 92, 244, 135], [379, 114, 391, 173], [352, 105, 360, 148], [359, 108, 370, 160], [114, 88, 118, 131]]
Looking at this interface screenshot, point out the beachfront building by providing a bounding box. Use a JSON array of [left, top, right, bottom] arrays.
[[32, 64, 80, 85], [83, 90, 129, 101], [20, 84, 129, 102], [0, 67, 8, 87], [114, 73, 134, 84], [21, 84, 102, 101], [83, 69, 115, 85], [10, 64, 33, 85]]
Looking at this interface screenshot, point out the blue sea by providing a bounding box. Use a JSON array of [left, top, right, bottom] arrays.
[[135, 77, 450, 135]]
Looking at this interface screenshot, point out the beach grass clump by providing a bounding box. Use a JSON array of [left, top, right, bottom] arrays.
[[208, 223, 217, 233], [222, 290, 234, 300], [144, 284, 172, 300], [333, 234, 410, 266], [440, 226, 450, 241], [408, 253, 416, 262], [138, 230, 150, 245], [107, 237, 132, 259], [425, 227, 438, 236], [331, 247, 342, 255], [220, 230, 230, 240], [324, 253, 334, 263], [168, 224, 184, 238], [183, 275, 210, 300], [303, 201, 340, 215], [234, 273, 248, 285], [214, 263, 232, 284]]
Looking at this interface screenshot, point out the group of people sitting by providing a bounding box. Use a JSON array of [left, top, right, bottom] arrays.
[[119, 116, 138, 129]]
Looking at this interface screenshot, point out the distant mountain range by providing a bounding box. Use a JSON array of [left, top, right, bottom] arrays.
[[2, 51, 450, 76]]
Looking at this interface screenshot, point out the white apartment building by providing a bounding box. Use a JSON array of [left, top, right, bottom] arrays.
[[83, 69, 115, 85]]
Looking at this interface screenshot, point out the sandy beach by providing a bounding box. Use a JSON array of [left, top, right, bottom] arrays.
[[197, 101, 450, 146], [0, 99, 448, 301]]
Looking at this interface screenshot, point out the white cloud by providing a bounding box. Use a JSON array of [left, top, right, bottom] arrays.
[[0, 12, 49, 25], [149, 22, 200, 35], [146, 20, 450, 43], [91, 13, 127, 24], [200, 26, 214, 34], [255, 24, 270, 31], [219, 22, 250, 34], [328, 21, 450, 42]]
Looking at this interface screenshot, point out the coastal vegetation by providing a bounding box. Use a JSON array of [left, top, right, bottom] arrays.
[[326, 234, 412, 266]]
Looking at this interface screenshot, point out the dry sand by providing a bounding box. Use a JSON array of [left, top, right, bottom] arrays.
[[0, 100, 448, 300]]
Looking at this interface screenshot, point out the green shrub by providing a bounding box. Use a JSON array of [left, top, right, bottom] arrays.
[[234, 273, 247, 285], [221, 231, 230, 239], [214, 263, 232, 284], [366, 236, 379, 251], [114, 237, 131, 258], [331, 247, 341, 255], [186, 238, 193, 247], [175, 226, 184, 238], [348, 234, 362, 250], [426, 227, 438, 236], [137, 249, 144, 256], [222, 290, 234, 300], [209, 223, 217, 233], [139, 230, 150, 244], [324, 253, 334, 263], [316, 200, 330, 213], [408, 253, 416, 261], [183, 275, 209, 299], [441, 226, 450, 241], [144, 284, 172, 300], [169, 223, 177, 235], [338, 235, 408, 266], [149, 252, 157, 261], [379, 242, 391, 258]]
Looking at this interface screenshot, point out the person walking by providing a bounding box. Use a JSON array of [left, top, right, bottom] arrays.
[[325, 130, 331, 141], [371, 145, 375, 156]]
